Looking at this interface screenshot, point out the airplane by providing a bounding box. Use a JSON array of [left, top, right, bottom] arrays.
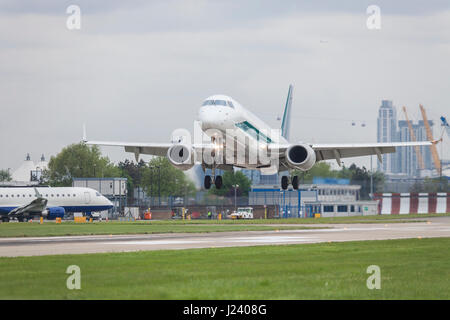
[[84, 85, 433, 190], [0, 186, 113, 222]]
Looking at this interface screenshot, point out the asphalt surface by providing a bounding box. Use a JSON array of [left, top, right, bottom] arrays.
[[1, 217, 450, 257]]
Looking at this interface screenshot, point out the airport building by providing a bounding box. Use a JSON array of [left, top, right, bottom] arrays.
[[249, 183, 377, 218]]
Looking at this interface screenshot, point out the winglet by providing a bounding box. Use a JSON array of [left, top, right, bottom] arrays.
[[82, 123, 87, 142]]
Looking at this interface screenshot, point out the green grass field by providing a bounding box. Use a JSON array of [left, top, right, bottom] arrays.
[[0, 238, 449, 299], [0, 213, 447, 238]]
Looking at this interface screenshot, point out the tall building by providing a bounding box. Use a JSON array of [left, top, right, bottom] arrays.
[[377, 100, 435, 177], [377, 100, 398, 173]]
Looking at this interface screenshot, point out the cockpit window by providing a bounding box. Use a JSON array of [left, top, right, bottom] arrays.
[[96, 192, 101, 197], [202, 100, 231, 107]]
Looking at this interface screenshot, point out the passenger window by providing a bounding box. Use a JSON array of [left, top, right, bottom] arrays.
[[73, 194, 76, 197]]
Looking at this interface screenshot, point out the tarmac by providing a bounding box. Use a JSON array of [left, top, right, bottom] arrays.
[[0, 217, 449, 257]]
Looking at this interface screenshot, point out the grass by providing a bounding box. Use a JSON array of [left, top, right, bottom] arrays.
[[0, 237, 449, 299], [0, 213, 447, 238]]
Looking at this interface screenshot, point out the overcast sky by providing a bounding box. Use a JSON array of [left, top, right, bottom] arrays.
[[1, 0, 449, 172]]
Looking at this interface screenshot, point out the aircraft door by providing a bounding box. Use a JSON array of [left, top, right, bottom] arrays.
[[84, 192, 91, 204]]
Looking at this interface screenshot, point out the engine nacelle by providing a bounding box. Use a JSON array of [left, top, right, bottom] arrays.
[[43, 207, 66, 220], [167, 144, 195, 170], [285, 144, 316, 171]]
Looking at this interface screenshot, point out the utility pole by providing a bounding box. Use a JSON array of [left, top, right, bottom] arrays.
[[370, 155, 373, 199], [232, 184, 239, 211]]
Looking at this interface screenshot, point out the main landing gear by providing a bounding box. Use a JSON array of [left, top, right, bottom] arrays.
[[281, 175, 299, 190]]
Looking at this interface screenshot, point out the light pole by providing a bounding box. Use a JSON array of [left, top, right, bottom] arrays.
[[370, 155, 374, 199], [232, 184, 239, 211], [150, 165, 161, 206]]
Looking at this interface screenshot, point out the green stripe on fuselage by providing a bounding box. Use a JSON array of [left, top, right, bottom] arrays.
[[235, 121, 273, 143]]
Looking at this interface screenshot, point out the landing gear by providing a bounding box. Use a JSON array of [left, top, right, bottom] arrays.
[[292, 176, 299, 190], [215, 175, 223, 189], [204, 175, 212, 189], [203, 175, 223, 190], [281, 175, 299, 190], [1, 217, 10, 223], [281, 176, 289, 190]]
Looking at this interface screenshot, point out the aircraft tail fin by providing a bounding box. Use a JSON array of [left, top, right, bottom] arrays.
[[281, 84, 293, 141]]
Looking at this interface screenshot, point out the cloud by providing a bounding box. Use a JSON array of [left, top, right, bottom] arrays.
[[1, 2, 449, 171]]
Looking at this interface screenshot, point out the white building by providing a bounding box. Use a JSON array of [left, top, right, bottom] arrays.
[[11, 154, 48, 184]]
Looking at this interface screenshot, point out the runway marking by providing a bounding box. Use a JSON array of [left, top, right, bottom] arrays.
[[107, 240, 204, 245], [225, 236, 319, 243]]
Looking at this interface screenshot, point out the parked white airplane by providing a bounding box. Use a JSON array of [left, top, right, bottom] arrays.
[[0, 187, 113, 222], [85, 85, 433, 190]]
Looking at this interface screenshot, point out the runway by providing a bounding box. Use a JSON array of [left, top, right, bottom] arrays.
[[1, 217, 450, 257]]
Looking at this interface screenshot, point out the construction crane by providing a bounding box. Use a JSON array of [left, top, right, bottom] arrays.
[[402, 106, 425, 170], [441, 116, 450, 138], [419, 104, 441, 173]]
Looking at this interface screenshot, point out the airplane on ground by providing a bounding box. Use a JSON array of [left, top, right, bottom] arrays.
[[0, 187, 113, 222], [85, 85, 433, 190]]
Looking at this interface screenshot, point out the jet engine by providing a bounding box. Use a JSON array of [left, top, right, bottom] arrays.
[[285, 144, 316, 171], [167, 144, 195, 170], [43, 207, 66, 219]]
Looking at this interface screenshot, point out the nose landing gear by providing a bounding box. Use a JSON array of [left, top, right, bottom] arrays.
[[204, 174, 223, 190]]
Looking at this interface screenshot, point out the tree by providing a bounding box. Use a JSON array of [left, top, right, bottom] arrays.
[[0, 169, 11, 182], [292, 162, 341, 183], [118, 159, 147, 200], [141, 157, 196, 197], [43, 143, 121, 186], [209, 171, 252, 197]]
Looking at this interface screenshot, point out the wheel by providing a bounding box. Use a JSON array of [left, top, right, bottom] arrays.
[[215, 175, 223, 189], [17, 217, 24, 222], [292, 176, 299, 190], [204, 175, 212, 189], [281, 176, 289, 190]]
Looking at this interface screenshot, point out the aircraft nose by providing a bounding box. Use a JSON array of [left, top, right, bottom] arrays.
[[198, 107, 223, 129], [104, 197, 113, 208]]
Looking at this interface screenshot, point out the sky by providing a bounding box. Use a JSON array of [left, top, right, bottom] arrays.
[[1, 0, 449, 173]]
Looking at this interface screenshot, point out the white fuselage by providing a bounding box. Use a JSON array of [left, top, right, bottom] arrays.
[[0, 187, 113, 215], [197, 94, 287, 169]]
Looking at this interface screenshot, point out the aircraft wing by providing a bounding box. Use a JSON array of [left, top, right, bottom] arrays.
[[8, 197, 48, 217], [85, 140, 217, 162], [311, 141, 433, 164], [85, 140, 173, 158]]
